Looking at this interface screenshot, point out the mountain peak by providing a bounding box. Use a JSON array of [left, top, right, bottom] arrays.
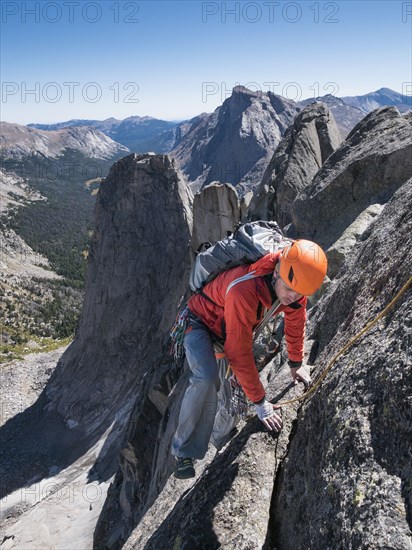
[[232, 85, 264, 98], [374, 87, 398, 95]]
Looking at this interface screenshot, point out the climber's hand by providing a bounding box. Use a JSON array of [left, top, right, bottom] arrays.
[[290, 365, 312, 389], [255, 399, 282, 431]]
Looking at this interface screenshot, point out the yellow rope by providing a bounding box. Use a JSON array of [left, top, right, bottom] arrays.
[[277, 274, 412, 407]]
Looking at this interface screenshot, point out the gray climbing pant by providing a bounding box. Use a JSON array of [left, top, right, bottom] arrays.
[[171, 317, 240, 459]]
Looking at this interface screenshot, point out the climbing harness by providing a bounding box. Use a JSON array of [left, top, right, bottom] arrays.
[[170, 282, 282, 411], [277, 274, 412, 407]]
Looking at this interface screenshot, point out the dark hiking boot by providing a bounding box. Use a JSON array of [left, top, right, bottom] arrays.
[[174, 457, 195, 479]]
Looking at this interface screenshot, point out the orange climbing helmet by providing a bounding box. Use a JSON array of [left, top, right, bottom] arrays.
[[278, 239, 328, 296]]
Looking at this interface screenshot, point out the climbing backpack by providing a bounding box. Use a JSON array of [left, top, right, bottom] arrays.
[[189, 219, 291, 293]]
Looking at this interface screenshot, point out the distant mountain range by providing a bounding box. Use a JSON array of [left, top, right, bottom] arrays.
[[4, 86, 410, 196], [0, 121, 130, 288], [341, 87, 412, 114], [1, 122, 129, 160], [27, 88, 410, 154], [1, 85, 410, 351], [28, 116, 183, 154]]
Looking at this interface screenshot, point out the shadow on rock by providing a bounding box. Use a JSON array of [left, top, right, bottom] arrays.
[[0, 389, 116, 499], [143, 417, 275, 550]]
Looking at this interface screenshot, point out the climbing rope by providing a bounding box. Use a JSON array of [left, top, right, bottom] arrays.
[[277, 274, 412, 407]]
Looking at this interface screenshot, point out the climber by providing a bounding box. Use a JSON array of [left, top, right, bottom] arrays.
[[172, 239, 328, 479]]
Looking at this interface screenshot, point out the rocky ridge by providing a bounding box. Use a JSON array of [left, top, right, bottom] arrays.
[[272, 178, 412, 549], [291, 107, 412, 249], [26, 87, 410, 158], [171, 86, 300, 195], [299, 94, 365, 137], [249, 102, 342, 227]]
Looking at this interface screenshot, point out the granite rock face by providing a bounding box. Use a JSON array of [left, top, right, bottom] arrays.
[[291, 107, 412, 248], [120, 180, 412, 550], [0, 153, 193, 549], [326, 203, 384, 278], [249, 102, 342, 227], [170, 88, 410, 198], [2, 107, 411, 550], [122, 358, 307, 550], [299, 94, 366, 138], [46, 154, 192, 425], [271, 178, 412, 549], [171, 86, 300, 195], [191, 182, 241, 251]]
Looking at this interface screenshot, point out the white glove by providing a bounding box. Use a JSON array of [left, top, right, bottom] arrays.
[[255, 399, 282, 431]]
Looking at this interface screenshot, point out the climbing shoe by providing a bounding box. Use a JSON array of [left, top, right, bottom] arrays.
[[174, 457, 195, 479]]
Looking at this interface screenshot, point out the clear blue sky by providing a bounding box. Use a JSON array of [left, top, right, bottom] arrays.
[[1, 0, 411, 124]]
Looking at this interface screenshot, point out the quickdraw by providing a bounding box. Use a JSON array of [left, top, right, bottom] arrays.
[[228, 373, 249, 417], [169, 306, 190, 371]]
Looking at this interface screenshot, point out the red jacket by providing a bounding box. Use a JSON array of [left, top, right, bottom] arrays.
[[187, 252, 307, 403]]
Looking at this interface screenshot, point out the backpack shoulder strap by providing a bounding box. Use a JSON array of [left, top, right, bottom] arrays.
[[199, 289, 218, 307], [263, 273, 277, 304], [225, 271, 258, 296]]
